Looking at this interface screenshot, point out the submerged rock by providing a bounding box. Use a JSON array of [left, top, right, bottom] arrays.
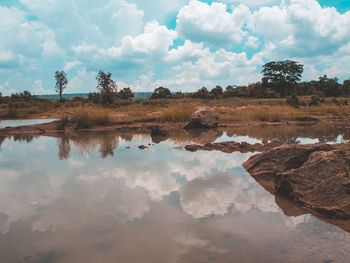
[[184, 108, 218, 129], [138, 145, 148, 150], [243, 143, 350, 219]]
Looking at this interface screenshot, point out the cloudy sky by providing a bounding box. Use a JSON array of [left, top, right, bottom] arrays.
[[1, 0, 350, 95]]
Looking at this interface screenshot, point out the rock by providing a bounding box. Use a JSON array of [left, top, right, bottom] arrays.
[[185, 140, 282, 153], [184, 108, 219, 129], [150, 126, 170, 144], [243, 143, 350, 219], [138, 145, 148, 150]]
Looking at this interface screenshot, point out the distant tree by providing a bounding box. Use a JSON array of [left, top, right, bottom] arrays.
[[342, 78, 350, 97], [150, 87, 171, 99], [210, 86, 223, 98], [192, 87, 212, 99], [96, 70, 118, 105], [315, 75, 341, 97], [262, 60, 304, 97], [55, 70, 68, 102], [118, 87, 134, 100], [223, 85, 235, 98]]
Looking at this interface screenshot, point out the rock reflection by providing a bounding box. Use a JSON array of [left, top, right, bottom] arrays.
[[224, 122, 350, 144]]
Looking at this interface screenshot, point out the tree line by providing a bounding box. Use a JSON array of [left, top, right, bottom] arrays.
[[2, 60, 348, 105], [147, 60, 350, 100]]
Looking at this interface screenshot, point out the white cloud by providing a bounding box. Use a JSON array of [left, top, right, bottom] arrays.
[[177, 1, 250, 47], [63, 60, 82, 72], [245, 36, 260, 49], [96, 21, 178, 66], [249, 0, 350, 58]]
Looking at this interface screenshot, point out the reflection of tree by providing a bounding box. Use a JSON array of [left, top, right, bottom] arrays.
[[12, 134, 35, 143], [0, 136, 5, 150], [225, 123, 350, 144], [99, 133, 119, 158], [120, 133, 133, 142], [60, 132, 120, 159], [58, 136, 71, 160]]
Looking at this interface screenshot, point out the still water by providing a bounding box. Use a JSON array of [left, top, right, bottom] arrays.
[[0, 124, 350, 263], [0, 119, 57, 129]]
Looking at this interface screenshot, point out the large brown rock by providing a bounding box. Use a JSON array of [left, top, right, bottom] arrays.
[[184, 108, 218, 129], [243, 143, 350, 219]]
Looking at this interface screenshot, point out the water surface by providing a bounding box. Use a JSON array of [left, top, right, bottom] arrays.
[[0, 119, 56, 129], [0, 124, 350, 263]]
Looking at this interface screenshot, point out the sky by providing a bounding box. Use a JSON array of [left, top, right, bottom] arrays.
[[1, 0, 350, 95]]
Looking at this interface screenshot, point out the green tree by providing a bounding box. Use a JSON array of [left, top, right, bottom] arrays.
[[192, 87, 212, 99], [315, 75, 341, 97], [96, 70, 118, 105], [262, 60, 304, 97], [55, 71, 68, 102], [150, 87, 171, 99], [118, 87, 135, 100], [342, 78, 350, 96], [210, 86, 223, 98]]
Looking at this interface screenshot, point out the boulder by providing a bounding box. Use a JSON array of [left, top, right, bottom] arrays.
[[184, 108, 219, 129], [243, 143, 350, 219]]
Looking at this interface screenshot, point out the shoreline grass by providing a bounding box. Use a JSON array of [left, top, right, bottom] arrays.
[[1, 97, 349, 124]]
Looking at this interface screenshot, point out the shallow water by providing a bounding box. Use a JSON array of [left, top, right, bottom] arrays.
[[0, 124, 350, 263], [0, 119, 57, 129]]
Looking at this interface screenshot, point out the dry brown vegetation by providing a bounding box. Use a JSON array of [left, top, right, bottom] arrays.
[[0, 97, 349, 124]]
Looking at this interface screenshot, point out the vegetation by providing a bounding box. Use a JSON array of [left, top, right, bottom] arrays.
[[55, 71, 68, 102], [150, 87, 171, 99], [1, 60, 350, 126]]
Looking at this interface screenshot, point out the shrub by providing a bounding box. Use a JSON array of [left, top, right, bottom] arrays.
[[309, 95, 321, 106], [6, 103, 17, 118], [151, 87, 171, 99], [286, 94, 299, 107]]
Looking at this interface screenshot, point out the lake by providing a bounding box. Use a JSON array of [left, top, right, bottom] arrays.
[[0, 119, 57, 129], [0, 123, 350, 262]]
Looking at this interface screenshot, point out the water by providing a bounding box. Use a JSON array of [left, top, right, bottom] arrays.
[[0, 124, 350, 262], [0, 119, 56, 129]]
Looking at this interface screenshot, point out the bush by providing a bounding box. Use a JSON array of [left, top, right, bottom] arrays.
[[151, 87, 171, 99], [118, 87, 135, 100], [286, 94, 299, 107], [6, 103, 17, 118], [309, 95, 321, 106]]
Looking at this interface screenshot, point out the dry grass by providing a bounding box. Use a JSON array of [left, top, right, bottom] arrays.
[[1, 97, 350, 124], [69, 107, 112, 128], [158, 105, 195, 123]]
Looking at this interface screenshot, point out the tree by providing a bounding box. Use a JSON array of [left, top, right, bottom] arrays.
[[96, 70, 118, 105], [118, 87, 134, 100], [262, 60, 304, 97], [315, 75, 341, 97], [342, 78, 350, 96], [192, 87, 212, 99], [55, 71, 68, 102], [150, 87, 171, 99], [210, 86, 223, 98]]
